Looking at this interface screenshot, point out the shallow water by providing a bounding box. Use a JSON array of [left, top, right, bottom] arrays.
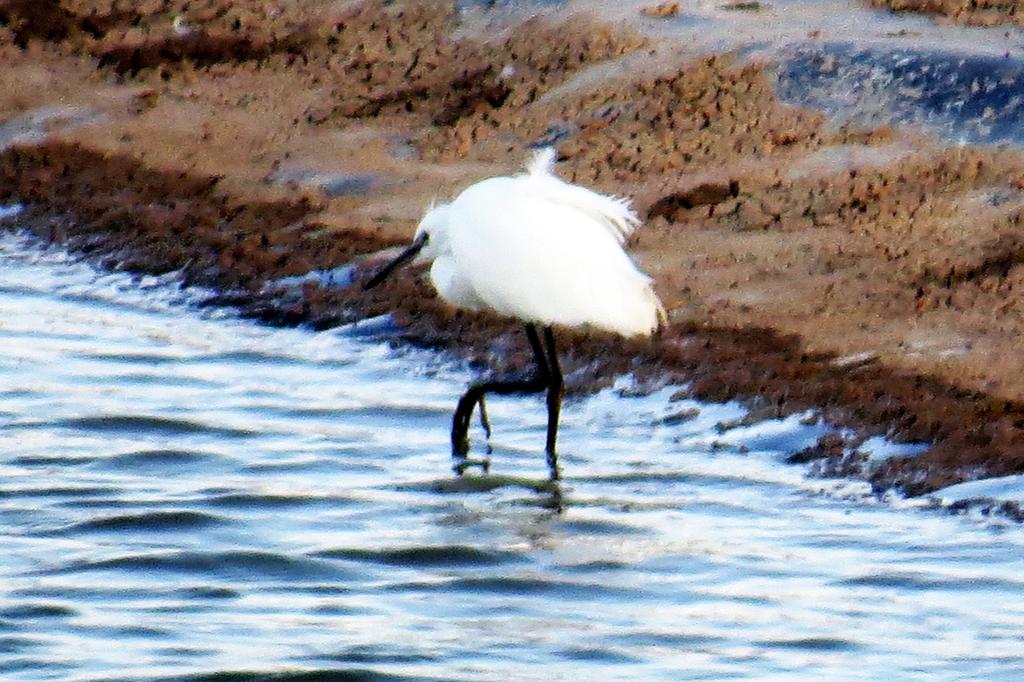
[[2, 230, 1024, 681]]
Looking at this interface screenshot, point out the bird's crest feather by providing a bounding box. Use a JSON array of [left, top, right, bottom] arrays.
[[527, 147, 557, 177], [522, 148, 640, 244]]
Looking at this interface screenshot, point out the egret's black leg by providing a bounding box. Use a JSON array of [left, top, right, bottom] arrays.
[[451, 324, 551, 472], [452, 324, 550, 453], [475, 325, 547, 443], [477, 396, 492, 440], [542, 326, 564, 481], [525, 324, 550, 376]]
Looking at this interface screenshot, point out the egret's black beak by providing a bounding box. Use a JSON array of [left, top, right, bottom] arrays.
[[363, 233, 428, 290]]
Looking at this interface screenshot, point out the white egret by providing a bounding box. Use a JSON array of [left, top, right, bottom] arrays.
[[364, 148, 664, 480]]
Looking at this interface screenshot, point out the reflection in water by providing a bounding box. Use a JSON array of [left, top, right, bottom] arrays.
[[2, 229, 1024, 681]]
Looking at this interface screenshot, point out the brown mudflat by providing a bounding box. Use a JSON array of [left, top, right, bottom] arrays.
[[870, 0, 1024, 28], [2, 0, 1024, 497]]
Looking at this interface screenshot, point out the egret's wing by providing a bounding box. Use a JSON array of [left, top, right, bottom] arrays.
[[523, 148, 639, 244], [448, 178, 662, 336]]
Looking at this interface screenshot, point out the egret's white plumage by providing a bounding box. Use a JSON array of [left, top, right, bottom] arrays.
[[365, 148, 665, 478], [415, 148, 664, 337]]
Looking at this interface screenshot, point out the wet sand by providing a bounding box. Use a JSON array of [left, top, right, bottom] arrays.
[[3, 0, 1024, 496]]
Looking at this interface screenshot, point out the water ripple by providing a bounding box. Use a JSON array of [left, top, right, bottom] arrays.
[[98, 448, 233, 471], [0, 485, 120, 499], [47, 551, 351, 580], [838, 572, 1024, 592], [8, 454, 97, 467], [166, 670, 447, 682], [57, 510, 229, 534], [175, 586, 242, 600], [756, 637, 860, 651], [385, 576, 650, 600], [315, 545, 526, 568], [0, 604, 77, 619], [51, 415, 258, 438], [0, 658, 75, 675], [556, 646, 642, 663], [0, 636, 46, 654], [559, 517, 647, 536], [203, 493, 352, 509], [315, 645, 443, 664]]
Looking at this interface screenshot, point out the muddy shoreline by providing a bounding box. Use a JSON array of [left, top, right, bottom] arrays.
[[3, 0, 1024, 498], [871, 0, 1024, 29]]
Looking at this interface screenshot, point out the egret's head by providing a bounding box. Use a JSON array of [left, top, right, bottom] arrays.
[[362, 202, 452, 290], [413, 201, 453, 261]]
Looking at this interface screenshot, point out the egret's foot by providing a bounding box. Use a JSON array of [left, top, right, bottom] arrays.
[[546, 449, 561, 482], [452, 456, 491, 476]]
